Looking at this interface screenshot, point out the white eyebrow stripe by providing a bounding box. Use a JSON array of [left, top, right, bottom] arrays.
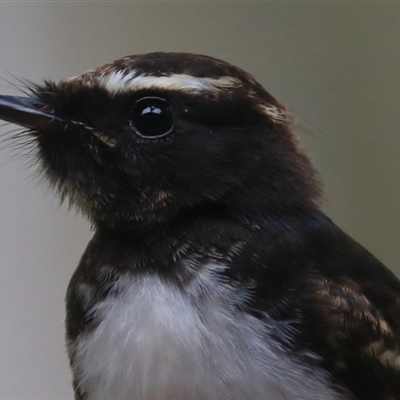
[[96, 70, 242, 93], [258, 104, 287, 124]]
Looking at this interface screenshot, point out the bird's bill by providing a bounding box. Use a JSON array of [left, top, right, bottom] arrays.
[[0, 94, 89, 134]]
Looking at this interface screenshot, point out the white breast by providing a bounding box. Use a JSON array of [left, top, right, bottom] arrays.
[[71, 262, 340, 400]]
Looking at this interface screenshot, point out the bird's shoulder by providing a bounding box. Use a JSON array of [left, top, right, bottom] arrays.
[[231, 213, 400, 399]]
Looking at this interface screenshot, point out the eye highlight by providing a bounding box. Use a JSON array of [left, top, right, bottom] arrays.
[[129, 97, 174, 139]]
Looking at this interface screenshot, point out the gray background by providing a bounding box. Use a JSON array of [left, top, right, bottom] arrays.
[[0, 3, 399, 398]]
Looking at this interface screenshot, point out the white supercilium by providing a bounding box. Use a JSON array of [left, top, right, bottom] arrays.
[[96, 69, 242, 94]]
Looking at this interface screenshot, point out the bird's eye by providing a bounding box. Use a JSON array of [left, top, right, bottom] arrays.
[[129, 97, 174, 139]]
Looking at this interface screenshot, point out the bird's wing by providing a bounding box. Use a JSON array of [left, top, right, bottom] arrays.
[[309, 271, 400, 399], [246, 218, 400, 399]]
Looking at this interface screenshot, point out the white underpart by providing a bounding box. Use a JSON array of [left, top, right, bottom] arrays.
[[72, 262, 340, 400], [95, 69, 242, 93]]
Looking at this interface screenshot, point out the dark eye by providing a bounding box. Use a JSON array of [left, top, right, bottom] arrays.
[[129, 97, 174, 139]]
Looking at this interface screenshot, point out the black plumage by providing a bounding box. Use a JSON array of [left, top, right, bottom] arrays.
[[0, 52, 399, 400]]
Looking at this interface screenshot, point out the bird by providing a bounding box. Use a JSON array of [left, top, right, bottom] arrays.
[[0, 52, 399, 400]]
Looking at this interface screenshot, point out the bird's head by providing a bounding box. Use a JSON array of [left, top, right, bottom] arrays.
[[0, 52, 321, 229]]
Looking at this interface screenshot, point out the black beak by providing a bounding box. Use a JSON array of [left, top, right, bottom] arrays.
[[0, 94, 117, 147], [0, 95, 89, 134]]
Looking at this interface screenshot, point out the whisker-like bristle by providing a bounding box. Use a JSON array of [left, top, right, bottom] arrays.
[[1, 127, 31, 143], [0, 74, 38, 98]]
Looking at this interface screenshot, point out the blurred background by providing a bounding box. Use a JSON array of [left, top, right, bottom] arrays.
[[0, 3, 399, 398]]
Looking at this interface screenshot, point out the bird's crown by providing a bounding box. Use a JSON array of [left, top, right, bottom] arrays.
[[64, 52, 285, 120]]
